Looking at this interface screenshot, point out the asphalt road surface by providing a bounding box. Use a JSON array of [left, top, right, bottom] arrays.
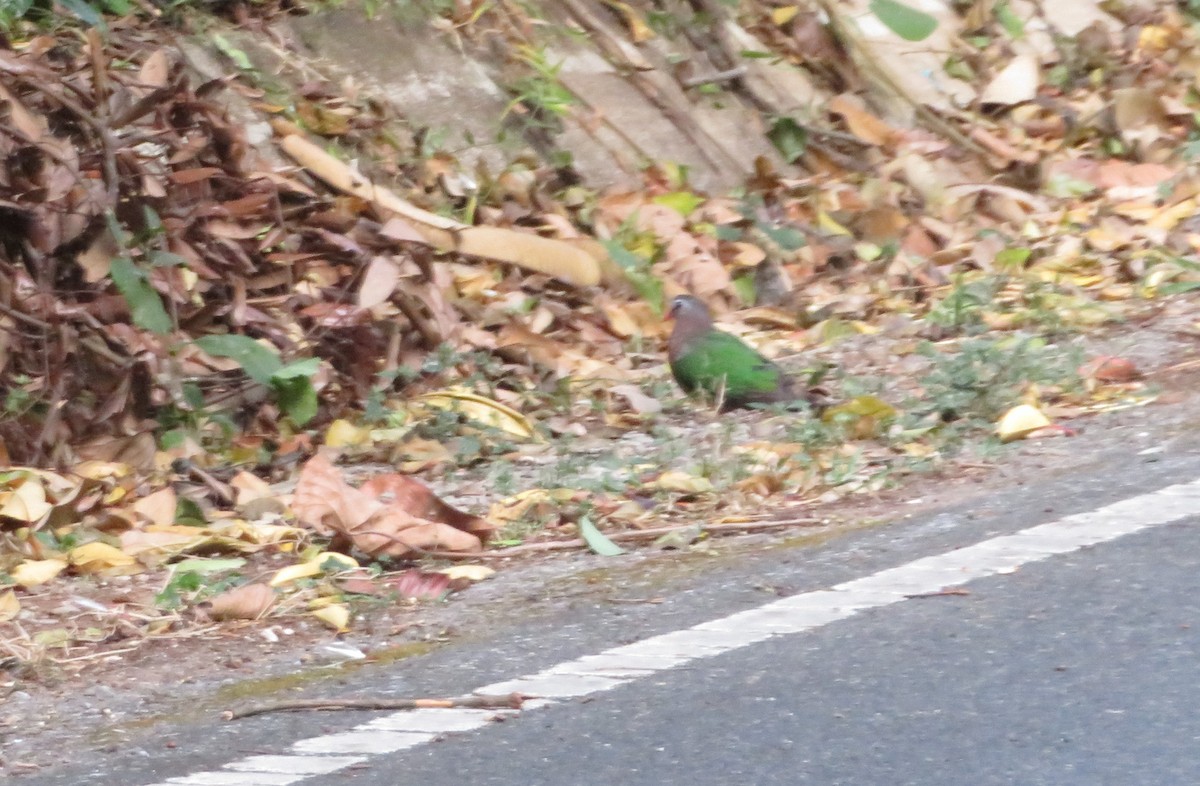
[[16, 442, 1200, 786]]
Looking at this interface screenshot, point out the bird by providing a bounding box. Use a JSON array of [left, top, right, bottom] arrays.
[[666, 294, 809, 411]]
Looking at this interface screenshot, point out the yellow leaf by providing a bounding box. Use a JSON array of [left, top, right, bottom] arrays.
[[823, 395, 897, 438], [0, 589, 19, 622], [488, 488, 578, 524], [437, 565, 496, 582], [325, 418, 373, 448], [816, 211, 852, 236], [772, 5, 800, 25], [311, 603, 350, 631], [269, 552, 358, 586], [1148, 198, 1197, 231], [0, 478, 52, 523], [68, 542, 138, 574], [417, 388, 538, 440], [73, 461, 134, 482], [604, 0, 656, 42], [270, 561, 322, 586], [996, 404, 1051, 442], [230, 471, 274, 506], [652, 471, 715, 494], [12, 559, 68, 587]]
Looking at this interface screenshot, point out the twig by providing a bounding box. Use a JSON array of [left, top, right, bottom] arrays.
[[905, 588, 971, 599], [424, 516, 823, 559], [682, 67, 746, 88], [225, 692, 528, 721]]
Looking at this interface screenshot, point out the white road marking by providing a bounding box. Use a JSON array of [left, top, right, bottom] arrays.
[[149, 476, 1200, 786]]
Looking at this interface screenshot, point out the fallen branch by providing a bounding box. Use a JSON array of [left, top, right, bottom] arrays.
[[276, 131, 606, 288], [224, 692, 527, 721]]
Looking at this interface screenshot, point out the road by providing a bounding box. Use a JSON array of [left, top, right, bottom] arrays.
[[16, 439, 1200, 786]]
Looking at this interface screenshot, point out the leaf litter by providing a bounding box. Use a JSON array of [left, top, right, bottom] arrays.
[[1, 0, 1199, 742]]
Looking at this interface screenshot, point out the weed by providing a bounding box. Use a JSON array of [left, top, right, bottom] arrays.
[[501, 45, 576, 135], [913, 334, 1082, 424]]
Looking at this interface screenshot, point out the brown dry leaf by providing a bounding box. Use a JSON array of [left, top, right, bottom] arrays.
[[208, 583, 276, 620], [387, 568, 454, 600], [391, 437, 453, 473], [279, 133, 603, 286], [292, 454, 382, 536], [827, 93, 896, 146], [133, 487, 177, 527], [358, 255, 401, 308], [1112, 88, 1170, 150], [360, 473, 495, 540], [1081, 356, 1141, 382], [292, 455, 488, 557], [139, 48, 171, 88]]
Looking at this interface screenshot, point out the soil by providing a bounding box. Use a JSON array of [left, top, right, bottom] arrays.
[[2, 300, 1199, 777]]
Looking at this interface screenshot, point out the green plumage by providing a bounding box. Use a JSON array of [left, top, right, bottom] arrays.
[[667, 295, 795, 411], [670, 331, 789, 404]]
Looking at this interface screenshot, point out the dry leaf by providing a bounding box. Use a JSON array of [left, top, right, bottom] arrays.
[[11, 559, 68, 587], [208, 583, 276, 620], [996, 404, 1052, 442], [0, 589, 20, 622]]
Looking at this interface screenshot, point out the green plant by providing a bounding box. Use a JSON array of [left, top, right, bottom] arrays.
[[603, 238, 665, 315], [913, 335, 1082, 423], [193, 334, 321, 426], [154, 558, 246, 610], [501, 45, 576, 135], [925, 273, 1001, 334]]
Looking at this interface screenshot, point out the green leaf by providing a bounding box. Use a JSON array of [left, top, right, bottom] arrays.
[[272, 376, 318, 426], [869, 0, 938, 42], [194, 335, 282, 384], [578, 515, 624, 557], [172, 557, 246, 575], [604, 240, 665, 315], [100, 0, 134, 14], [175, 497, 209, 527], [56, 0, 105, 28], [211, 34, 253, 71], [768, 116, 808, 164], [994, 247, 1032, 270], [995, 2, 1024, 39], [149, 250, 188, 267], [272, 357, 321, 380], [1043, 173, 1096, 198], [757, 222, 806, 252], [652, 191, 705, 217], [714, 224, 742, 241], [109, 256, 171, 334], [1157, 280, 1200, 295], [732, 273, 757, 305]]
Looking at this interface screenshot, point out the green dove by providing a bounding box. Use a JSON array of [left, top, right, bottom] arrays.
[[666, 294, 807, 411]]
